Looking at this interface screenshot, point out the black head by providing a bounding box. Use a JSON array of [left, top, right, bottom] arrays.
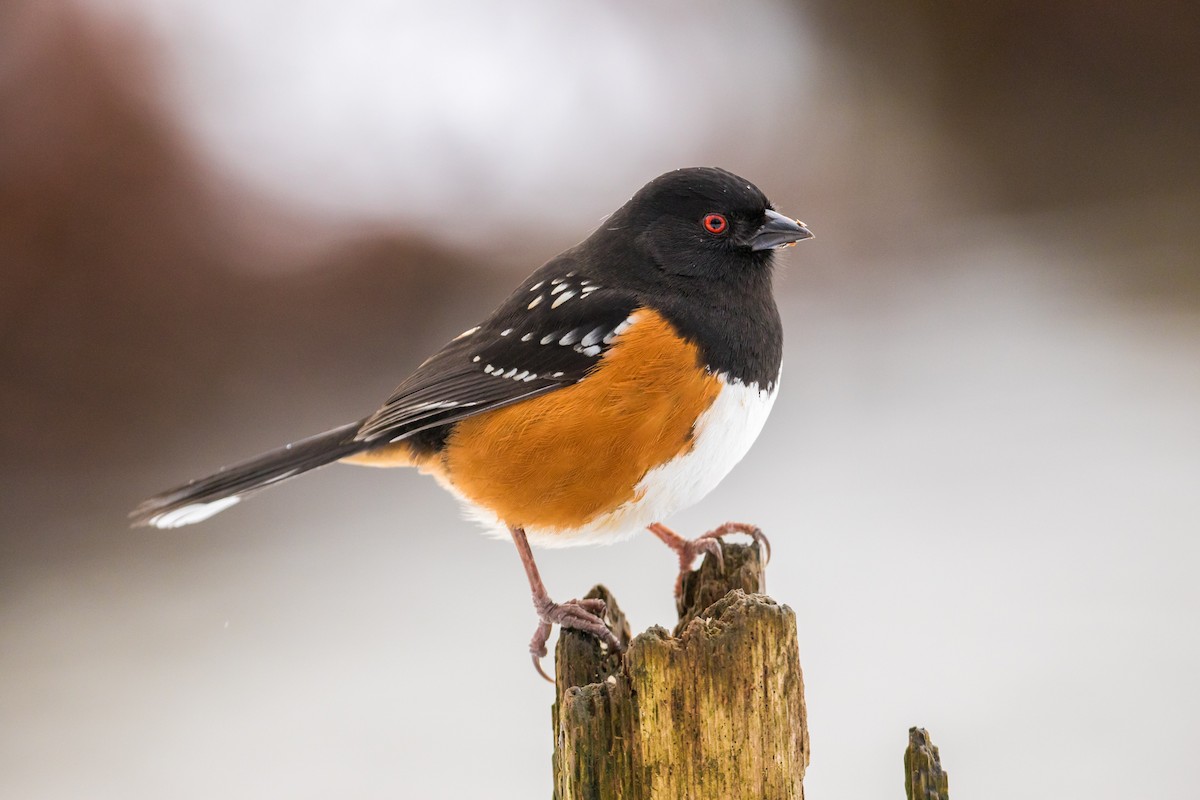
[[598, 167, 812, 280]]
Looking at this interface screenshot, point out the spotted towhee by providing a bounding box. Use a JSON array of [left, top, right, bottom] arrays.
[[131, 167, 813, 678]]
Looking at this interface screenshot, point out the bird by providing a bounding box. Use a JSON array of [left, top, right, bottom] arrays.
[[131, 167, 813, 679]]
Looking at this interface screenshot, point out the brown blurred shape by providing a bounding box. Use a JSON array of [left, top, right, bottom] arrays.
[[808, 0, 1200, 208], [0, 1, 490, 474]]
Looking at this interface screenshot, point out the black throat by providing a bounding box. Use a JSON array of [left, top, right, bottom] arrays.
[[579, 233, 784, 389], [650, 267, 783, 389]]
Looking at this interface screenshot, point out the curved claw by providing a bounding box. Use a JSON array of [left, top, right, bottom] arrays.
[[529, 619, 554, 683], [531, 652, 554, 683], [527, 598, 622, 682], [751, 527, 772, 564], [650, 521, 772, 600], [707, 522, 771, 565], [692, 537, 725, 573]]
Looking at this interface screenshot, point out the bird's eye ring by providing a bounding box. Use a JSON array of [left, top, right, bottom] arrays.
[[702, 213, 728, 235]]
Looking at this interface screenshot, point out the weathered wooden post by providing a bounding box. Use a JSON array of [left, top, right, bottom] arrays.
[[551, 543, 809, 799]]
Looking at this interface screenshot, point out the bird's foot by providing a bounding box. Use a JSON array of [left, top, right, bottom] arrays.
[[648, 521, 771, 599], [529, 595, 623, 683]]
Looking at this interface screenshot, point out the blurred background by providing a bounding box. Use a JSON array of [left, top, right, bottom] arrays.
[[2, 0, 1198, 797]]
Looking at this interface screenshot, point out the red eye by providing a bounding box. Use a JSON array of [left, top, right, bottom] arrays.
[[702, 213, 728, 235]]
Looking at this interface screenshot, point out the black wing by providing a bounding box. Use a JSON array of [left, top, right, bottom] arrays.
[[355, 262, 639, 442], [131, 263, 639, 528]]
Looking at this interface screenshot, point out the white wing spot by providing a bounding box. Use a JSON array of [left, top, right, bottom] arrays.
[[453, 326, 479, 341], [559, 329, 581, 346], [579, 345, 602, 357], [540, 333, 557, 345], [520, 333, 534, 342], [581, 326, 606, 347], [472, 356, 481, 362], [552, 371, 564, 378], [512, 370, 529, 381], [551, 291, 575, 309], [528, 295, 544, 309], [500, 328, 513, 336], [550, 283, 569, 295], [484, 364, 495, 374], [502, 368, 518, 378], [602, 315, 636, 344], [524, 373, 538, 382], [530, 280, 544, 291]]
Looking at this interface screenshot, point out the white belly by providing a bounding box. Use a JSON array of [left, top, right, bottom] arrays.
[[506, 370, 780, 547]]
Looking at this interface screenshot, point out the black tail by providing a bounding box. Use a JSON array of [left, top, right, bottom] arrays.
[[130, 420, 371, 529]]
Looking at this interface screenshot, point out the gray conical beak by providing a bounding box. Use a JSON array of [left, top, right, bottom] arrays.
[[750, 209, 814, 251]]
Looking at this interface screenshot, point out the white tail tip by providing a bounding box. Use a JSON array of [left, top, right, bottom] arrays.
[[149, 496, 241, 529]]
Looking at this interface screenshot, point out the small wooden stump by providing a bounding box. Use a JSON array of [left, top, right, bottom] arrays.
[[905, 727, 950, 800], [552, 543, 809, 800]]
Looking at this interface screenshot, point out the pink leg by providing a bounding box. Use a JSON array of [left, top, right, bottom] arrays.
[[510, 526, 623, 682], [648, 521, 771, 598]]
